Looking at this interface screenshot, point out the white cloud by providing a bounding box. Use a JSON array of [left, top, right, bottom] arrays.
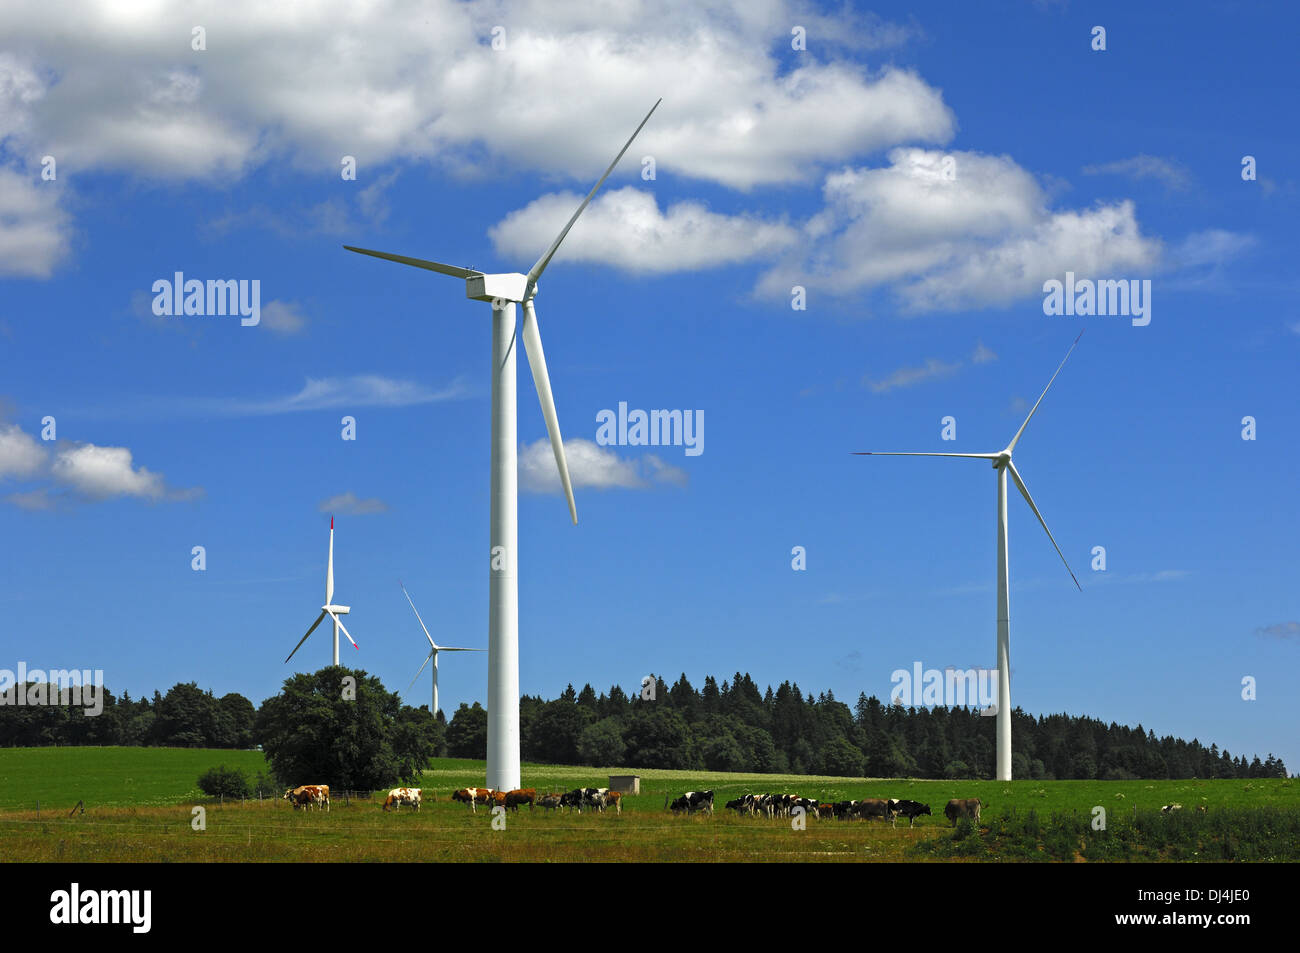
[[0, 165, 71, 278], [0, 423, 47, 478], [864, 341, 996, 393], [201, 375, 467, 416], [51, 443, 169, 499], [1082, 154, 1194, 191], [0, 1, 951, 190], [518, 437, 688, 493], [259, 300, 307, 336], [1, 421, 200, 505], [490, 187, 797, 273], [319, 492, 389, 515], [759, 148, 1163, 312]]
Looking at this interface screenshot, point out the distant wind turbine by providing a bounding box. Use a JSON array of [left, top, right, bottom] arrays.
[[400, 581, 482, 716], [285, 517, 358, 667], [344, 99, 661, 790], [855, 332, 1085, 781]]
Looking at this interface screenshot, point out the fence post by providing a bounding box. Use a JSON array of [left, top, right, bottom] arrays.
[[36, 801, 40, 819]]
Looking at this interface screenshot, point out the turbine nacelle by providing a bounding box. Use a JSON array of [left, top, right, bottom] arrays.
[[993, 451, 1012, 469], [467, 273, 531, 304], [323, 604, 350, 615]]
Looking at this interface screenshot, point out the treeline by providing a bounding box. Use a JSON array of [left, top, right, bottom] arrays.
[[3, 672, 1289, 782], [445, 673, 1290, 780], [0, 682, 256, 749]]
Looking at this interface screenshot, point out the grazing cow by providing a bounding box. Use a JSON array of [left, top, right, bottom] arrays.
[[816, 803, 836, 820], [854, 798, 891, 821], [504, 788, 536, 812], [536, 794, 562, 812], [452, 787, 496, 813], [604, 790, 623, 814], [725, 797, 748, 815], [669, 790, 714, 815], [1161, 803, 1183, 814], [383, 787, 422, 812], [792, 797, 819, 818], [283, 785, 330, 812], [889, 799, 932, 828], [833, 800, 857, 820], [944, 798, 982, 826]]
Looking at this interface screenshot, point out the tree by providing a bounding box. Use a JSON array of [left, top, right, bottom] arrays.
[[576, 717, 627, 766], [445, 702, 488, 759], [254, 667, 427, 791], [817, 737, 865, 777], [623, 708, 694, 769]]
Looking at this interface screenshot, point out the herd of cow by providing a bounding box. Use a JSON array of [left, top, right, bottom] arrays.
[[670, 790, 984, 828], [280, 782, 986, 828], [450, 786, 624, 813]]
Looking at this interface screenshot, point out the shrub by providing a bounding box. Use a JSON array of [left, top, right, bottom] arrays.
[[197, 764, 251, 799]]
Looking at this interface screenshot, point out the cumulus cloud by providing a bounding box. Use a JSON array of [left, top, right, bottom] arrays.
[[0, 1, 951, 190], [319, 492, 389, 515], [490, 187, 797, 273], [0, 421, 200, 505], [0, 423, 47, 478], [0, 165, 72, 278], [518, 438, 687, 493], [759, 148, 1163, 312], [1082, 154, 1194, 191]]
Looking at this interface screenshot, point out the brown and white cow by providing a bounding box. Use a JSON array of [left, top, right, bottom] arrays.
[[284, 784, 330, 812], [383, 787, 422, 812], [944, 797, 982, 826], [452, 787, 500, 813]]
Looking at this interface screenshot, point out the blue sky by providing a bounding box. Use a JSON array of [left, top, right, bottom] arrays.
[[1, 1, 1296, 770]]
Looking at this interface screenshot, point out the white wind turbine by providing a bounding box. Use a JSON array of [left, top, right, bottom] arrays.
[[855, 332, 1085, 781], [400, 581, 482, 716], [344, 99, 661, 790], [285, 517, 359, 667]]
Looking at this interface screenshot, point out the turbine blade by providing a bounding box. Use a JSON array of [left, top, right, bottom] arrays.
[[438, 647, 484, 652], [343, 246, 482, 279], [522, 300, 577, 524], [286, 611, 328, 663], [329, 611, 359, 649], [408, 650, 435, 693], [1008, 461, 1081, 591], [400, 581, 438, 650], [1006, 331, 1084, 453], [853, 452, 999, 458], [326, 517, 335, 606], [525, 99, 661, 289]]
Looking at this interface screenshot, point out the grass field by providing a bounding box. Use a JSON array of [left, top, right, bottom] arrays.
[[1, 748, 1297, 862]]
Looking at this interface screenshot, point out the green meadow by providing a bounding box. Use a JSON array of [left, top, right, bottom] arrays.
[[1, 747, 1296, 862]]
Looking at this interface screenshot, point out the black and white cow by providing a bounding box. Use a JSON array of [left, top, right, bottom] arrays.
[[669, 790, 714, 815], [888, 799, 932, 827]]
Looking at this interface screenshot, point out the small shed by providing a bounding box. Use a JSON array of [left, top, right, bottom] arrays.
[[608, 775, 640, 795]]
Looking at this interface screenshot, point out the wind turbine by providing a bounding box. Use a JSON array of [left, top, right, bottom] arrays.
[[400, 582, 483, 716], [855, 332, 1084, 781], [344, 99, 661, 790], [285, 517, 358, 667]]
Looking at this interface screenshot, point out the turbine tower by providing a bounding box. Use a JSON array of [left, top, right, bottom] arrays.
[[285, 517, 359, 667], [344, 100, 660, 789], [855, 332, 1084, 781], [401, 581, 483, 716]]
